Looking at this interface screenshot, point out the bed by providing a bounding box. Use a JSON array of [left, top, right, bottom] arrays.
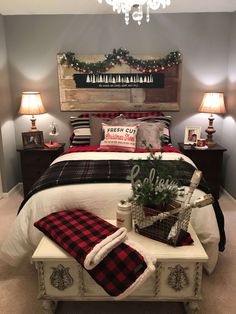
[[0, 148, 221, 273], [0, 112, 224, 276]]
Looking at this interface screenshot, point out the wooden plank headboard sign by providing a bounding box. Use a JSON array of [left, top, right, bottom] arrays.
[[57, 49, 181, 112]]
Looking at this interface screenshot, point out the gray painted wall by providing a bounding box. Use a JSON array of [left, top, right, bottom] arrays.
[[0, 14, 18, 192], [0, 13, 235, 196], [223, 12, 236, 198]]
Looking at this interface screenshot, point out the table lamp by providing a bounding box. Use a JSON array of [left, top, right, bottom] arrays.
[[18, 91, 46, 131], [198, 92, 226, 146]]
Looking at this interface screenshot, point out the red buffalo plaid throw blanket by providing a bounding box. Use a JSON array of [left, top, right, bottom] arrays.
[[34, 209, 155, 299]]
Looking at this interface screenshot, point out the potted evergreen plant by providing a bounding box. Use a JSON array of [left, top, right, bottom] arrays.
[[129, 142, 182, 216], [128, 142, 187, 245]]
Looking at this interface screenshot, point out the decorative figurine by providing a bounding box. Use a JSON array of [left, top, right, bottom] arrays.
[[49, 122, 59, 144], [44, 122, 61, 148]]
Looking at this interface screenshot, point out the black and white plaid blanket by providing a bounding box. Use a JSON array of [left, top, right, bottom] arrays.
[[18, 159, 226, 251], [21, 159, 210, 201]]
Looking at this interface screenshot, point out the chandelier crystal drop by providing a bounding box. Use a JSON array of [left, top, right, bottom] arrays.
[[98, 0, 171, 25]]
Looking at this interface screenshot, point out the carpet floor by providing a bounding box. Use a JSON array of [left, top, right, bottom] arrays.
[[0, 189, 235, 314]]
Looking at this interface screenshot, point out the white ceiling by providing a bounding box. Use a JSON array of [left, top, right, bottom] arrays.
[[0, 0, 236, 15]]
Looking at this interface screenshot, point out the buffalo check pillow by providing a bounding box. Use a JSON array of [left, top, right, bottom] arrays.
[[100, 123, 139, 152]]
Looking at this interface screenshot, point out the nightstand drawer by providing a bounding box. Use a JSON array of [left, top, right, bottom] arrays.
[[22, 168, 46, 181], [20, 151, 59, 166], [21, 155, 52, 169], [187, 152, 221, 180], [17, 144, 65, 197], [178, 143, 226, 199]]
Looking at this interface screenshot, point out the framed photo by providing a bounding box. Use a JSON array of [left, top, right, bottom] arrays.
[[22, 131, 44, 149], [184, 126, 201, 145]]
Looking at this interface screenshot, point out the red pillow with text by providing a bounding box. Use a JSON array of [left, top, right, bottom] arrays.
[[100, 124, 139, 152]]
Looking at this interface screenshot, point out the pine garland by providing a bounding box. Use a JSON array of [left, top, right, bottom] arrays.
[[60, 48, 181, 74]]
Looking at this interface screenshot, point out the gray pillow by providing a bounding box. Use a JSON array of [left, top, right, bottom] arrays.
[[90, 116, 110, 146], [136, 122, 164, 149]]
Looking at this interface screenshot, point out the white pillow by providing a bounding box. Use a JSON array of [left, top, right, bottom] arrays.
[[100, 124, 139, 152]]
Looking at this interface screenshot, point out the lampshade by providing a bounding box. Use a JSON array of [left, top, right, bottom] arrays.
[[198, 92, 226, 114], [19, 92, 46, 131], [19, 92, 46, 115], [198, 92, 226, 146]]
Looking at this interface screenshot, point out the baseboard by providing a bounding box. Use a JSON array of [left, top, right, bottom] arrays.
[[221, 187, 236, 204], [3, 183, 23, 198]]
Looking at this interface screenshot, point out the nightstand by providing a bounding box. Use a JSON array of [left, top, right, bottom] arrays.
[[17, 144, 65, 197], [178, 143, 226, 199]]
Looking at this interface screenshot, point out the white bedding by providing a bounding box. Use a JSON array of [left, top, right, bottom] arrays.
[[0, 151, 220, 274]]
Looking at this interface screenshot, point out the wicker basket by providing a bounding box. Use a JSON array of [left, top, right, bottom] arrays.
[[132, 200, 192, 246]]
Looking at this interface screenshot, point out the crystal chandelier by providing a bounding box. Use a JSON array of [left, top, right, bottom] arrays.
[[98, 0, 171, 25]]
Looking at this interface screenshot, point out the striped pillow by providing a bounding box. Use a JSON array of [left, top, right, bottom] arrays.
[[70, 115, 91, 146]]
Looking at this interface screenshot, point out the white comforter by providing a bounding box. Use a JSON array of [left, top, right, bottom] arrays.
[[0, 151, 220, 274]]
